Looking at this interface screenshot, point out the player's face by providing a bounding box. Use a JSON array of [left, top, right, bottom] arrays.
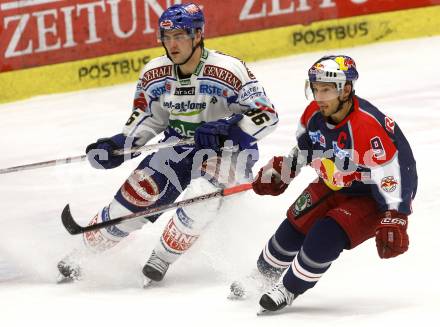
[[311, 82, 342, 117], [161, 29, 198, 64]]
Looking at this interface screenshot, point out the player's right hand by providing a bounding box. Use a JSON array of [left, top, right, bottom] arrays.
[[86, 133, 138, 169], [252, 156, 294, 196], [375, 210, 409, 259]]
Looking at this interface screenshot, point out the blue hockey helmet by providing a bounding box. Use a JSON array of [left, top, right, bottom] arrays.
[[307, 55, 359, 92], [158, 3, 205, 39]]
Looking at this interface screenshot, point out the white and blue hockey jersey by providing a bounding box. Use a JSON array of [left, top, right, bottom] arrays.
[[122, 48, 278, 147]]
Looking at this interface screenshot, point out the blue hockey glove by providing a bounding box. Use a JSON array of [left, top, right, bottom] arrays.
[[194, 115, 244, 152], [86, 133, 140, 169]]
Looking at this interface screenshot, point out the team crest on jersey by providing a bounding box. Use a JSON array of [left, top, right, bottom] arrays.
[[309, 130, 326, 147], [293, 191, 312, 216], [385, 116, 395, 134], [381, 176, 398, 192], [121, 170, 160, 207], [370, 136, 386, 158]]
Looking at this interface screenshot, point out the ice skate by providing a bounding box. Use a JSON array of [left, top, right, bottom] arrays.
[[257, 280, 296, 314], [142, 250, 170, 284]]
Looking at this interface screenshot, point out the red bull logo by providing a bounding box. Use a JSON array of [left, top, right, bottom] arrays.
[[310, 63, 324, 73], [381, 176, 398, 192], [335, 56, 355, 71]]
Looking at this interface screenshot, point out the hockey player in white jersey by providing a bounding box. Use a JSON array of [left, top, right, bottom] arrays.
[[57, 3, 278, 284]]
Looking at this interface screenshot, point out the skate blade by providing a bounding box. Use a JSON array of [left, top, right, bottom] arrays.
[[257, 306, 268, 316], [142, 277, 153, 288]]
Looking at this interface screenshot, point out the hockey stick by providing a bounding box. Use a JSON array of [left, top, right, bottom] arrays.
[[0, 138, 194, 175], [61, 183, 253, 235]]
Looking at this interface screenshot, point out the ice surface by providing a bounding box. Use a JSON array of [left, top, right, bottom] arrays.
[[1, 36, 439, 326]]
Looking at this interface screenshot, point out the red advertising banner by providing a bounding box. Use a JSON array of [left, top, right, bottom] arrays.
[[1, 0, 439, 73]]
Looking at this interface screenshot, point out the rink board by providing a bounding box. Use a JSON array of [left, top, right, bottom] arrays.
[[1, 5, 439, 104]]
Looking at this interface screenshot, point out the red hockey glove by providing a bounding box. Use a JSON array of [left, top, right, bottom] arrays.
[[375, 210, 409, 259], [252, 156, 296, 196]]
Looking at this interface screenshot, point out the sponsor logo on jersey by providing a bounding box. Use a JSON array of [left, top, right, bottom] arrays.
[[150, 84, 169, 97], [381, 176, 398, 192], [174, 87, 196, 96], [203, 65, 242, 91], [165, 101, 207, 116], [311, 158, 369, 191], [199, 83, 229, 97], [385, 116, 395, 134], [162, 219, 198, 252], [332, 141, 351, 160], [240, 84, 264, 102], [140, 65, 172, 87], [84, 214, 119, 251], [293, 191, 312, 216], [309, 130, 326, 147], [370, 136, 386, 158], [169, 119, 203, 137]]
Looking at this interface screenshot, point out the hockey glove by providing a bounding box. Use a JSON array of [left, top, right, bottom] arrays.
[[252, 156, 296, 196], [375, 210, 409, 259], [194, 114, 244, 152], [86, 133, 140, 169]]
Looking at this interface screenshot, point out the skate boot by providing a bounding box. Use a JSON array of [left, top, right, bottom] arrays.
[[142, 250, 170, 287], [258, 280, 297, 314]]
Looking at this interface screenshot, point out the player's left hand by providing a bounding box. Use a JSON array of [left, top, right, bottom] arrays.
[[194, 115, 243, 152], [375, 210, 409, 259]]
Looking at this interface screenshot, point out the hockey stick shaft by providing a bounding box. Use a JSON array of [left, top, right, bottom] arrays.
[[61, 183, 253, 235], [0, 138, 194, 175]]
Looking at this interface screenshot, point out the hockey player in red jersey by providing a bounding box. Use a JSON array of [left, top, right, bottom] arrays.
[[251, 55, 417, 313]]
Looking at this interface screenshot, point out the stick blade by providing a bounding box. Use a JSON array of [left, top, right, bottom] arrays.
[[61, 204, 84, 235]]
